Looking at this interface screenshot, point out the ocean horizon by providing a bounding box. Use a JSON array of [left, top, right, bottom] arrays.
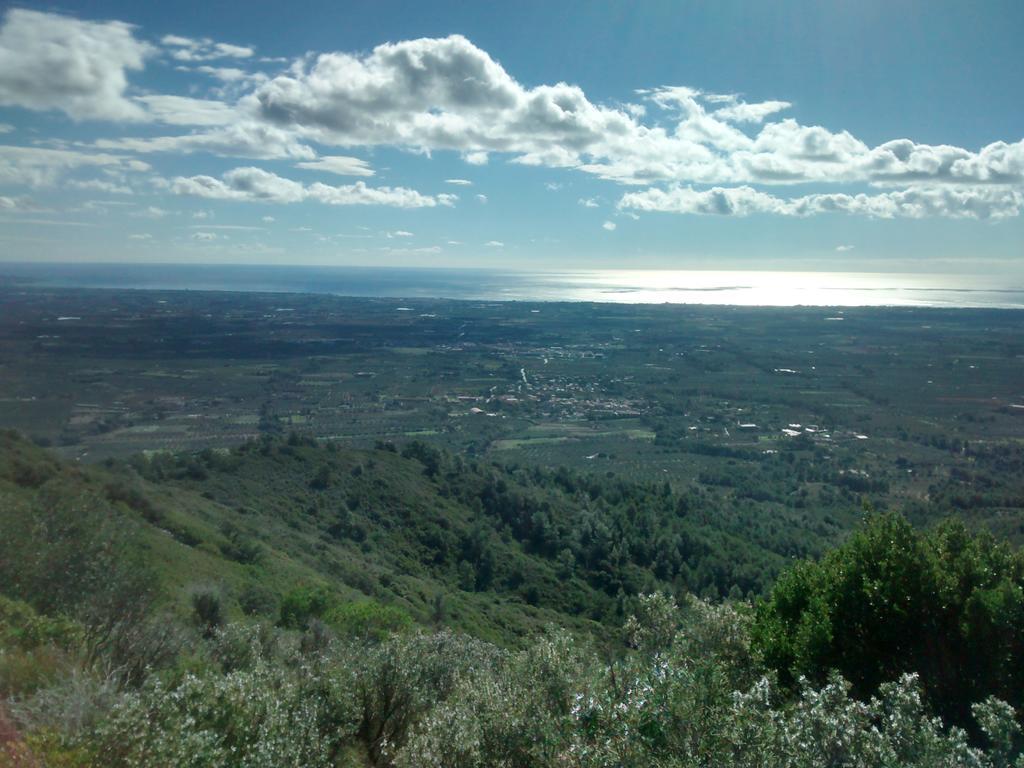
[[2, 262, 1023, 309]]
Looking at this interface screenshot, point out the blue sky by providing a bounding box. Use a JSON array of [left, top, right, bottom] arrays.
[[0, 0, 1021, 273]]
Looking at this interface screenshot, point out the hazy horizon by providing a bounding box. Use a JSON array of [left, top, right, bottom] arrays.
[[5, 261, 1023, 308]]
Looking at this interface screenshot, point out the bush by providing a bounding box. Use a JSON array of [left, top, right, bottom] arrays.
[[278, 585, 331, 630], [325, 600, 412, 642], [93, 660, 344, 767], [190, 588, 224, 638], [0, 596, 81, 652], [238, 582, 277, 617]]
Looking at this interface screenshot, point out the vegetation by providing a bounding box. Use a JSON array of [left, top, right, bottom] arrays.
[[753, 512, 1024, 733], [2, 430, 1024, 765]]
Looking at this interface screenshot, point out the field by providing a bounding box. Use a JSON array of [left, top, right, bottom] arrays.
[[2, 284, 1024, 538]]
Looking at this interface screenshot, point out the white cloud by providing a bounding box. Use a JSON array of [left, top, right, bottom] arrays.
[[387, 230, 414, 237], [618, 184, 1023, 220], [1, 23, 1019, 223], [295, 155, 374, 176], [0, 146, 149, 188], [602, 220, 616, 231], [379, 245, 441, 256], [129, 233, 152, 240], [131, 205, 172, 219], [261, 215, 275, 223], [545, 182, 563, 191], [243, 34, 1022, 217], [713, 100, 791, 124], [485, 240, 504, 247], [0, 195, 43, 212], [0, 124, 12, 134], [187, 224, 262, 231], [476, 194, 488, 204], [835, 244, 855, 252], [134, 95, 237, 127], [162, 34, 254, 61], [95, 122, 315, 160], [193, 66, 267, 85], [191, 231, 218, 241], [445, 178, 472, 185], [169, 166, 457, 208], [0, 9, 153, 121], [67, 178, 133, 195], [192, 209, 212, 219], [251, 35, 643, 167]]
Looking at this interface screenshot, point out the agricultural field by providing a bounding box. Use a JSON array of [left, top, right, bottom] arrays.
[[2, 284, 1023, 538]]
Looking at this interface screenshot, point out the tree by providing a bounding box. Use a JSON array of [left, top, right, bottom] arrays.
[[752, 512, 1024, 732]]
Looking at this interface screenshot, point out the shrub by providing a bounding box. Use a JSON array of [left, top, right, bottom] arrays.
[[325, 600, 412, 642], [190, 588, 224, 639], [238, 582, 277, 617], [278, 585, 331, 630]]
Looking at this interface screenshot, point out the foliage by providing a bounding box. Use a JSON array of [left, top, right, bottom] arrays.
[[278, 585, 331, 630], [326, 600, 413, 641], [3, 434, 1024, 765], [752, 513, 1024, 732]]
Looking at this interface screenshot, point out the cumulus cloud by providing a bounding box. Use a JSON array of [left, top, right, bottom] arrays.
[[0, 9, 153, 121], [835, 244, 855, 252], [241, 33, 1022, 214], [476, 194, 488, 204], [484, 240, 504, 247], [618, 184, 1023, 220], [168, 166, 457, 208], [2, 20, 1021, 222], [445, 178, 472, 185], [602, 220, 616, 231], [295, 155, 375, 176], [578, 197, 599, 207]]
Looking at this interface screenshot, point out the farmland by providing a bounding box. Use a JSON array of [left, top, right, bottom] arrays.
[[2, 285, 1023, 541]]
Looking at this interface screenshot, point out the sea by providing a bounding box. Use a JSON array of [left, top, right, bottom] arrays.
[[2, 262, 1024, 309]]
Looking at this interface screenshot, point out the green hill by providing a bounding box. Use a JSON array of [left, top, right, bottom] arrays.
[[0, 429, 821, 646]]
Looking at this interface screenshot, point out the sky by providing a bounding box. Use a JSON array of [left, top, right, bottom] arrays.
[[0, 0, 1021, 273]]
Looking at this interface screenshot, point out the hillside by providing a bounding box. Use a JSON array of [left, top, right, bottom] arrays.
[[0, 430, 838, 645], [3, 429, 1024, 766]]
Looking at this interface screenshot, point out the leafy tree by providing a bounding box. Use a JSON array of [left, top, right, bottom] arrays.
[[752, 513, 1024, 731]]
